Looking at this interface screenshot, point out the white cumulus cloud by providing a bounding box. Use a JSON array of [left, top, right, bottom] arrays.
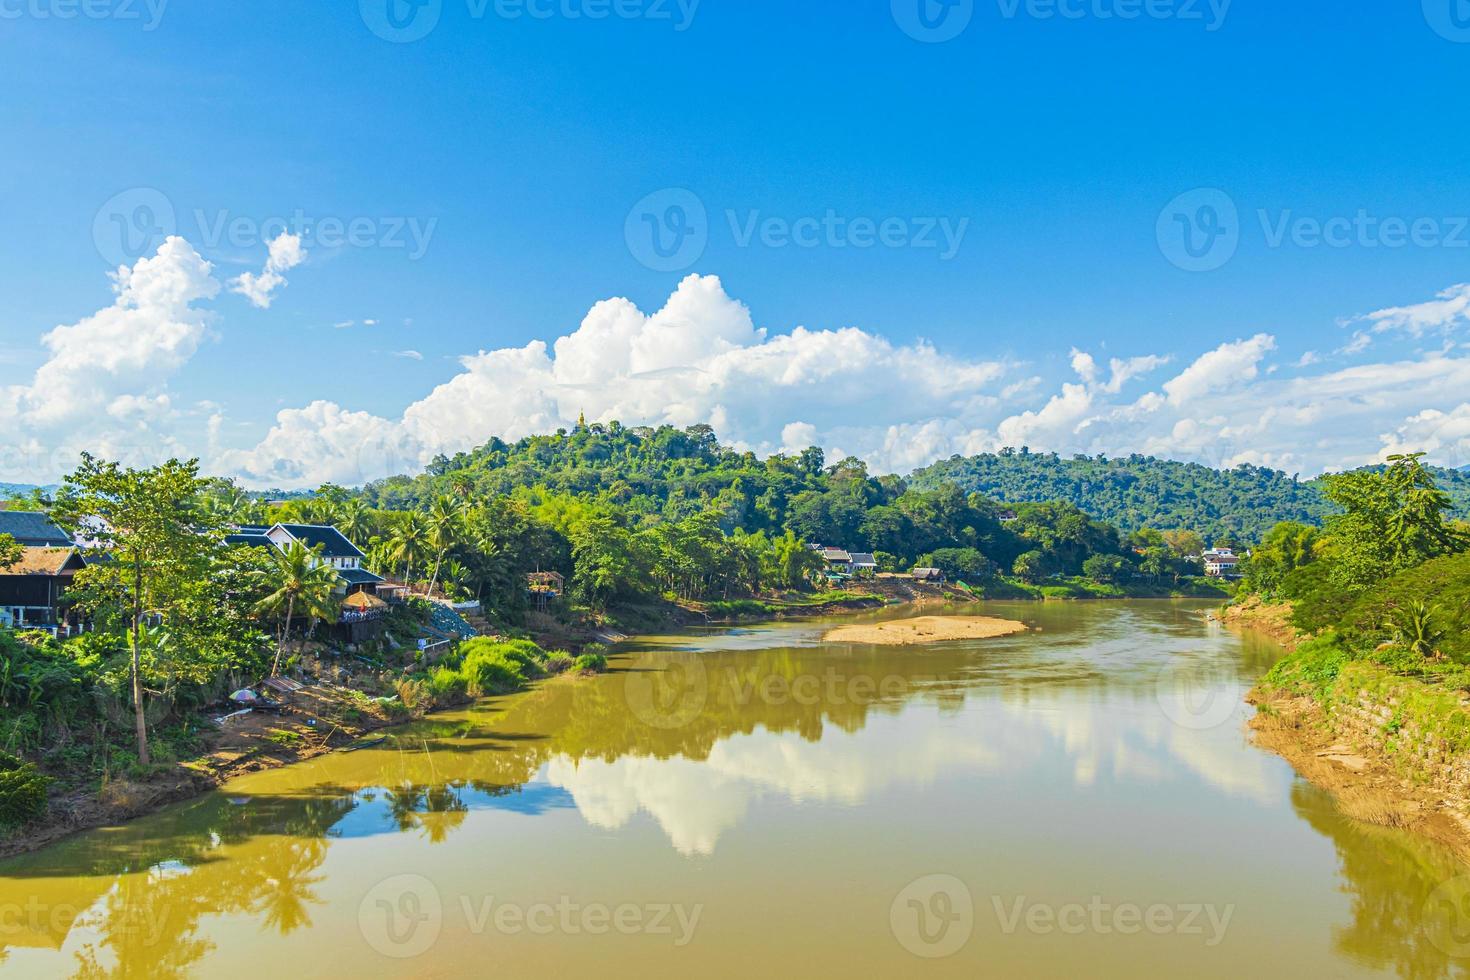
[[1162, 334, 1275, 406], [230, 232, 305, 309], [217, 274, 1010, 487], [0, 237, 219, 478], [1361, 282, 1470, 338]]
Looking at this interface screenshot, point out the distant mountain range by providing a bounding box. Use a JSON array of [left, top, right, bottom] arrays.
[[907, 452, 1470, 542], [0, 483, 43, 498]]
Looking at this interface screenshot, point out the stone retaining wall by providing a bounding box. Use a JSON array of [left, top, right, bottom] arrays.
[[1318, 666, 1470, 796]]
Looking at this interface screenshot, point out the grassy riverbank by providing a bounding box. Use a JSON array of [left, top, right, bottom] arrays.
[[1239, 555, 1470, 862], [1250, 646, 1470, 862], [0, 584, 906, 859], [0, 632, 607, 859]]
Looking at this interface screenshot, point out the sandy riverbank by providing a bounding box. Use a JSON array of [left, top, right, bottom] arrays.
[[823, 615, 1028, 645], [1248, 693, 1470, 865]]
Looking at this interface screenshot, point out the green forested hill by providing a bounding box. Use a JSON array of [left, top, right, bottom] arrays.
[[360, 423, 1470, 545], [907, 450, 1470, 541]]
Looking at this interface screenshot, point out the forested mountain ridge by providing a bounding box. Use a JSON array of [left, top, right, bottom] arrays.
[[908, 450, 1470, 541], [356, 422, 1208, 592]]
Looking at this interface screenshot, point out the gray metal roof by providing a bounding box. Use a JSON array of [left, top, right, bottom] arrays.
[[340, 567, 385, 586], [0, 511, 72, 547]]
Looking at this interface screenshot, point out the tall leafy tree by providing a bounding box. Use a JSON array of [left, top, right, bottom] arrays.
[[1323, 453, 1467, 586], [52, 455, 218, 765]]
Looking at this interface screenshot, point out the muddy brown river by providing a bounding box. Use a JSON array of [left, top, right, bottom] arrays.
[[4, 601, 1470, 978]]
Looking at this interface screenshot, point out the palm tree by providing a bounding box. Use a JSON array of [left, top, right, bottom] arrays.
[[255, 542, 343, 676], [301, 497, 341, 527], [389, 513, 430, 588], [1384, 601, 1448, 660], [440, 558, 470, 600], [425, 495, 465, 597], [338, 498, 374, 545]]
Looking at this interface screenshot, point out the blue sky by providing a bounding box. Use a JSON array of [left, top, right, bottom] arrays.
[[3, 0, 1470, 486]]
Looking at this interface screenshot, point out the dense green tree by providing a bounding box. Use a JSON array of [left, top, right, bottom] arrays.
[[1322, 453, 1468, 587], [52, 456, 218, 765], [910, 450, 1470, 540], [1241, 522, 1322, 595], [0, 533, 20, 571]]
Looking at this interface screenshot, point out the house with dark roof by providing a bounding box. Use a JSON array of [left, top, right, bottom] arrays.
[[0, 546, 87, 634], [223, 525, 385, 593], [226, 523, 386, 594], [848, 553, 878, 578], [818, 548, 854, 575], [226, 522, 392, 642], [0, 512, 73, 548]]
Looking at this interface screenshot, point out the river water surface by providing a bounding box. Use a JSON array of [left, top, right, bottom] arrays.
[[4, 601, 1470, 978]]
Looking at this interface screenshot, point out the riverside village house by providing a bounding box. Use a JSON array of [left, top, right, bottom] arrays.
[[1202, 547, 1243, 579], [0, 512, 86, 635], [224, 523, 396, 642]]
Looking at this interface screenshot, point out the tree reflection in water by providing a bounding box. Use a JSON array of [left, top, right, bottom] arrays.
[[1292, 780, 1470, 980], [4, 604, 1443, 980]]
